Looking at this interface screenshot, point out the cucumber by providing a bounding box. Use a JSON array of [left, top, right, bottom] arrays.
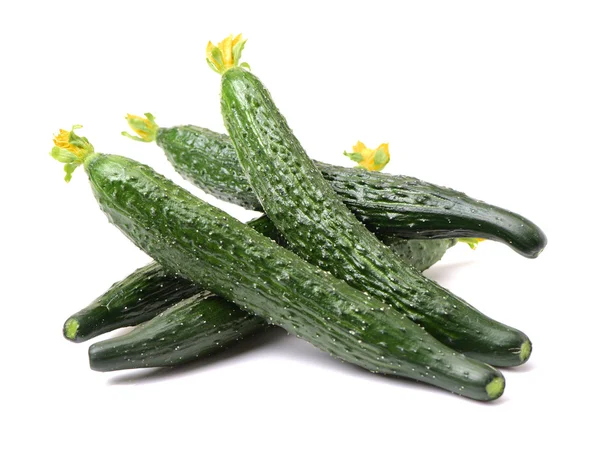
[[124, 115, 546, 258], [51, 127, 505, 400], [89, 290, 266, 372], [88, 235, 450, 370], [86, 237, 453, 372], [66, 217, 454, 343], [218, 62, 530, 367], [63, 262, 199, 342], [384, 237, 457, 272], [81, 237, 455, 370]]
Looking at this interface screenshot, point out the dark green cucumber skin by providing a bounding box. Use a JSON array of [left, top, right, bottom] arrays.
[[221, 67, 529, 368], [83, 153, 503, 401], [156, 125, 546, 258], [64, 262, 199, 342], [82, 238, 453, 369], [66, 213, 451, 343], [158, 126, 261, 210], [385, 238, 456, 272], [89, 291, 266, 371]]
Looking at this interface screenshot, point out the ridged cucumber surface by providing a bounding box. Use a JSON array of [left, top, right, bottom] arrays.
[[63, 262, 199, 342], [89, 291, 266, 371], [153, 124, 545, 258], [220, 67, 531, 368], [384, 238, 457, 272], [76, 151, 504, 401], [84, 236, 454, 369], [66, 214, 453, 343]]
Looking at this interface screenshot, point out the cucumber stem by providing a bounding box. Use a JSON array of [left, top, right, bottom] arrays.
[[344, 141, 390, 172], [50, 125, 95, 182], [122, 113, 159, 143], [206, 34, 249, 74]]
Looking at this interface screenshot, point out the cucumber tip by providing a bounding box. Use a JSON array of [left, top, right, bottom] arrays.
[[486, 375, 505, 400], [64, 318, 80, 341], [520, 339, 532, 363]]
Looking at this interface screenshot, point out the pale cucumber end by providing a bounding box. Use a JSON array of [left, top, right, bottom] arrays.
[[520, 340, 532, 363], [486, 376, 505, 400], [64, 318, 80, 341]]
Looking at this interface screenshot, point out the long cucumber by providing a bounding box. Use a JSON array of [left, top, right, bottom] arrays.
[[63, 262, 199, 343], [66, 215, 455, 343], [88, 233, 452, 370], [214, 40, 531, 368], [89, 291, 266, 372], [51, 126, 505, 400], [79, 237, 456, 370], [124, 115, 546, 258]]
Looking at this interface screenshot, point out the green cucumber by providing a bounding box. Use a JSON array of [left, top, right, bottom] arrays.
[[124, 115, 546, 258], [81, 237, 455, 370], [89, 290, 266, 372], [51, 127, 504, 400], [66, 216, 454, 343], [384, 237, 457, 272], [63, 262, 199, 342], [218, 63, 530, 367]]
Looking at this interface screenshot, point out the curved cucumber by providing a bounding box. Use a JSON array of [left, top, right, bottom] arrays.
[[80, 237, 454, 370], [220, 67, 530, 368], [66, 218, 453, 343], [64, 146, 504, 400], [63, 262, 199, 342], [89, 291, 266, 371], [151, 124, 545, 258], [89, 234, 451, 370], [91, 240, 455, 371]]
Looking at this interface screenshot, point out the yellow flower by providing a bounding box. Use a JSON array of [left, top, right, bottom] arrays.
[[53, 129, 85, 158], [206, 34, 248, 74], [123, 113, 158, 142], [50, 125, 95, 182], [344, 141, 391, 172]]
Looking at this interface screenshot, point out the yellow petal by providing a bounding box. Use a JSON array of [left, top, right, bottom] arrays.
[[206, 34, 247, 74], [352, 141, 366, 153], [376, 143, 389, 155], [126, 114, 151, 139], [373, 143, 390, 170], [350, 141, 390, 171], [53, 129, 81, 157], [232, 33, 243, 47], [219, 34, 234, 67], [206, 41, 217, 66], [206, 41, 215, 57]]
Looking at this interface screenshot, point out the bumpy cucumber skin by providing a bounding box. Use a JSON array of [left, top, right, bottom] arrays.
[[158, 126, 261, 210], [156, 125, 546, 258], [221, 68, 529, 368], [63, 262, 199, 342], [321, 165, 546, 258], [89, 291, 267, 371], [384, 238, 457, 272], [84, 237, 453, 370], [67, 212, 449, 346], [84, 153, 504, 401]]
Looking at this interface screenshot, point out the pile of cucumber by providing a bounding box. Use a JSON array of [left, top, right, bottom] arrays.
[[53, 35, 546, 401]]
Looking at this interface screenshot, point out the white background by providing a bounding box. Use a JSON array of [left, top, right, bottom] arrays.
[[1, 1, 598, 448]]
